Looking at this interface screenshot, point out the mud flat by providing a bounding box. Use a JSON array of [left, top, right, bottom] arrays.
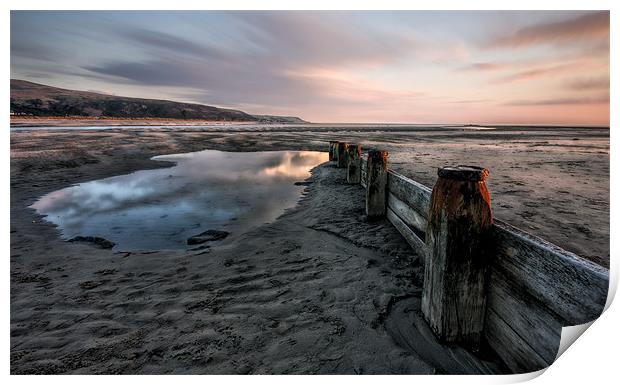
[[10, 125, 608, 373]]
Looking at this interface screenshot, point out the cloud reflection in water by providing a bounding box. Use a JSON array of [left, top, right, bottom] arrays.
[[31, 150, 328, 250]]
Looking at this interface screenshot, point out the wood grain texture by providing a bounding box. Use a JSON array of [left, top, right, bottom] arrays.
[[422, 171, 492, 347], [337, 142, 349, 168], [492, 219, 608, 325], [387, 192, 428, 234], [346, 144, 362, 184], [387, 208, 427, 260], [340, 149, 608, 371], [486, 267, 562, 365], [484, 307, 549, 373], [360, 156, 368, 188], [328, 141, 338, 161], [387, 171, 432, 219], [365, 150, 388, 218]]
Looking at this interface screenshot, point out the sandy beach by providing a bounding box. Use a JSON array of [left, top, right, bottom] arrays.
[[10, 125, 608, 374]]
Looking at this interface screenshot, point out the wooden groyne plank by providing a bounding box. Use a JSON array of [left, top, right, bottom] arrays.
[[387, 170, 431, 219], [387, 192, 427, 235], [486, 267, 562, 365], [387, 207, 427, 258], [326, 142, 610, 372], [492, 219, 608, 325], [485, 307, 549, 373]]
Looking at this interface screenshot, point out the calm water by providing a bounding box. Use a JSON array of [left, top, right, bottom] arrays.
[[31, 150, 328, 250]]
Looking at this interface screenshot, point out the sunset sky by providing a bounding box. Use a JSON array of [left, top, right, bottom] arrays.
[[10, 11, 610, 125]]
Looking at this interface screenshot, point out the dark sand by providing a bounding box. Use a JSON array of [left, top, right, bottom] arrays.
[[10, 125, 608, 374]]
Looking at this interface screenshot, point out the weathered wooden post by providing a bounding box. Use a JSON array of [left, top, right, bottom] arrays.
[[337, 142, 349, 168], [332, 142, 340, 163], [422, 165, 493, 348], [346, 144, 362, 184], [329, 141, 338, 161], [365, 150, 388, 218]]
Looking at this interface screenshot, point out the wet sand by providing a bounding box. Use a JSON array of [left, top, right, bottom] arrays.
[[10, 126, 608, 374]]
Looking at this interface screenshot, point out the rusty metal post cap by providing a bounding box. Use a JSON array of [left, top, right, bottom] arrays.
[[438, 165, 489, 181]]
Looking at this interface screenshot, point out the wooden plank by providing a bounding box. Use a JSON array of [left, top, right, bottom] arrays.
[[360, 156, 368, 187], [485, 307, 549, 373], [387, 192, 427, 234], [492, 219, 609, 325], [387, 208, 427, 260], [387, 170, 432, 219], [486, 267, 562, 364]]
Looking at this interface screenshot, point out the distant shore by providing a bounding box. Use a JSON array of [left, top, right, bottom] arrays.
[[10, 116, 610, 130], [9, 116, 272, 127]]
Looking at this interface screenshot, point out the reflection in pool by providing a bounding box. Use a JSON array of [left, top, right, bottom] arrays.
[[31, 150, 328, 250]]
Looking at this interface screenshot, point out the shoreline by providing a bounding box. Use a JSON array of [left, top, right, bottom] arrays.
[[10, 134, 506, 374], [10, 117, 610, 130], [11, 127, 609, 267], [11, 127, 608, 373]]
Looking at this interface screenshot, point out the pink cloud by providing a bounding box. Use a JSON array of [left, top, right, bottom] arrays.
[[458, 62, 508, 72], [490, 60, 595, 84], [565, 76, 609, 91], [505, 95, 609, 106], [488, 11, 609, 49]]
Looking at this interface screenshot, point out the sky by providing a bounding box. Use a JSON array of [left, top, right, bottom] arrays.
[[10, 11, 610, 125]]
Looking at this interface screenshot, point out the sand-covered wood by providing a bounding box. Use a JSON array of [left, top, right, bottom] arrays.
[[337, 142, 348, 168], [365, 150, 388, 219], [387, 208, 427, 259], [422, 166, 492, 347], [385, 297, 506, 374], [346, 144, 362, 184], [328, 141, 338, 161], [360, 155, 368, 188], [332, 142, 340, 163]]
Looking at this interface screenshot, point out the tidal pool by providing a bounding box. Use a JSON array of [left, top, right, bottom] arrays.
[[31, 150, 328, 250]]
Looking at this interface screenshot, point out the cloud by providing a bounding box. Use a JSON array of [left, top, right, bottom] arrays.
[[564, 76, 609, 91], [231, 12, 420, 68], [505, 95, 609, 106], [491, 62, 584, 84], [121, 28, 231, 60], [10, 11, 611, 124], [458, 62, 507, 72], [84, 58, 325, 107], [448, 99, 492, 104], [81, 13, 427, 110], [488, 11, 609, 49]]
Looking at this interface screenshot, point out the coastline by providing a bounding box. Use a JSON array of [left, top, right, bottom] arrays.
[[10, 131, 506, 374], [10, 126, 608, 373]]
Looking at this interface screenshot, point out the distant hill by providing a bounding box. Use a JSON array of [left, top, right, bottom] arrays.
[[10, 79, 306, 123]]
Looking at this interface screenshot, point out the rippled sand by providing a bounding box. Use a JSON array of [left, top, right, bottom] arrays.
[[10, 125, 608, 374]]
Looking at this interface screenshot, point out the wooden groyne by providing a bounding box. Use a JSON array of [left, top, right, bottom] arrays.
[[331, 141, 609, 373]]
